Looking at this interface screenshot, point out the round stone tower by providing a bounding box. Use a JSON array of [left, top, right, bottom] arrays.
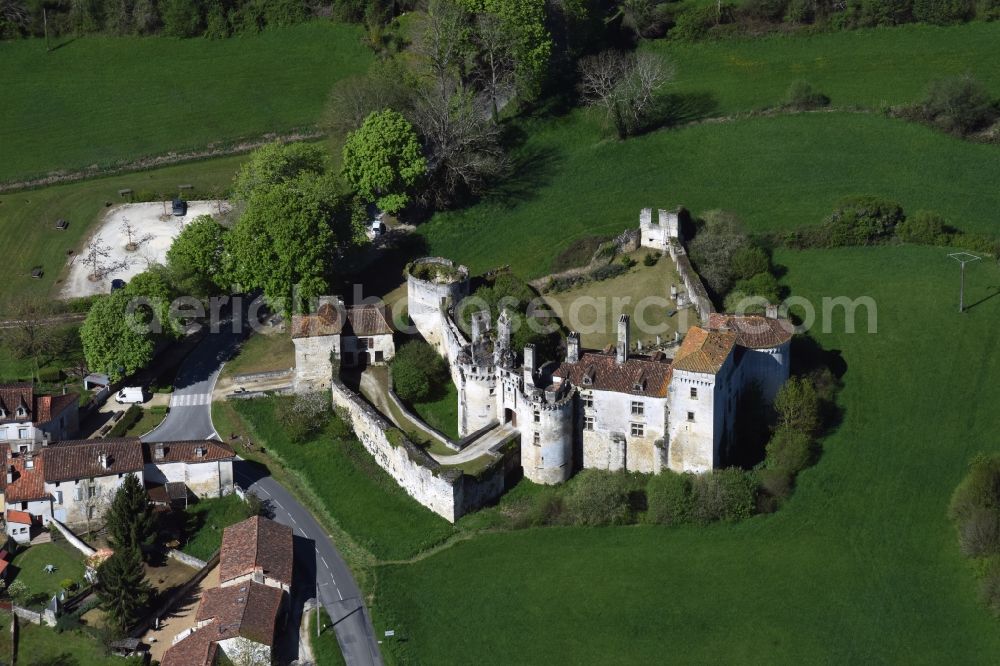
[[520, 386, 575, 485], [405, 257, 470, 354]]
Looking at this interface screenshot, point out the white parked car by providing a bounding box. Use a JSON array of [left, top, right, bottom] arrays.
[[371, 219, 387, 236], [115, 387, 144, 404]]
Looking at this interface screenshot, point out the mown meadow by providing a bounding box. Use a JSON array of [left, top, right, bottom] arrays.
[[0, 22, 371, 184], [372, 244, 1000, 663]]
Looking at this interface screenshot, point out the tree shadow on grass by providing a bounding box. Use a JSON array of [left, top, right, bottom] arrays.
[[630, 91, 721, 138]]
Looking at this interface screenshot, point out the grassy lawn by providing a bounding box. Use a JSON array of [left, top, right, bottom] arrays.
[[372, 244, 1000, 664], [123, 406, 168, 437], [0, 154, 245, 303], [410, 382, 460, 441], [312, 608, 348, 666], [419, 111, 1000, 278], [179, 493, 254, 562], [17, 623, 108, 665], [10, 540, 86, 606], [651, 22, 1000, 117], [221, 331, 295, 378], [542, 248, 686, 349], [0, 22, 371, 184], [0, 324, 83, 382], [232, 396, 454, 560]]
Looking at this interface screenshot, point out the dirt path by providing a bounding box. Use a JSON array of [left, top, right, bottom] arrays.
[[142, 565, 219, 662]]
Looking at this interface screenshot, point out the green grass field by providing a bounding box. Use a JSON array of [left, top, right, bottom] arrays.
[[372, 244, 1000, 663], [221, 331, 295, 378], [419, 112, 1000, 278], [0, 22, 371, 184], [17, 623, 107, 665], [410, 382, 460, 441], [651, 22, 1000, 116], [180, 493, 253, 561], [233, 397, 454, 560], [0, 154, 245, 303], [11, 541, 86, 606]]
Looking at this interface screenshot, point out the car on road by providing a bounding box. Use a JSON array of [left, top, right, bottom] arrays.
[[115, 386, 144, 404]]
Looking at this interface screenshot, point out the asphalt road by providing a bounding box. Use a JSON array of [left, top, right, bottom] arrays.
[[142, 316, 383, 665]]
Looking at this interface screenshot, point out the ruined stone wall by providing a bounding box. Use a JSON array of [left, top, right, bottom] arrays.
[[671, 249, 714, 326], [293, 336, 339, 393], [406, 257, 470, 358]]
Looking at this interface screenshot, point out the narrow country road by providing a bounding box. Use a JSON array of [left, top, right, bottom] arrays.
[[142, 315, 383, 665]]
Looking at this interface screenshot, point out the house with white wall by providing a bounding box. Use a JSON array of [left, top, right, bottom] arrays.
[[0, 384, 79, 445]]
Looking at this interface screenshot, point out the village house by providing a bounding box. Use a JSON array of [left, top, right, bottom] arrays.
[[0, 383, 79, 445], [162, 516, 293, 666]]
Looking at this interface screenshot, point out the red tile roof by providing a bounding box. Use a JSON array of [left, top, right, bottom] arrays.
[[142, 440, 235, 465], [160, 627, 219, 666], [44, 438, 144, 482], [195, 581, 284, 646], [707, 313, 793, 349], [0, 384, 78, 425], [291, 303, 393, 339], [6, 509, 33, 525], [219, 516, 294, 588], [671, 327, 737, 374], [0, 446, 49, 503], [553, 351, 673, 398]]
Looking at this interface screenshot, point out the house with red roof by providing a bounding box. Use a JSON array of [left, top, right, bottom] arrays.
[[0, 383, 79, 446]]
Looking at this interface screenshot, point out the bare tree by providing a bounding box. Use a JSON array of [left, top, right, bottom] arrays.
[[414, 0, 472, 103], [83, 235, 113, 280], [323, 60, 413, 135], [120, 217, 145, 252], [0, 297, 55, 376], [579, 50, 674, 139], [411, 81, 510, 208], [471, 13, 517, 122]]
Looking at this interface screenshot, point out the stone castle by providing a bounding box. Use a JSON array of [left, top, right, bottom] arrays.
[[406, 209, 793, 485]]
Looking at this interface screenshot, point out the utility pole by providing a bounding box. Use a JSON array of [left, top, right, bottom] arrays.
[[948, 252, 981, 313], [43, 7, 50, 52]]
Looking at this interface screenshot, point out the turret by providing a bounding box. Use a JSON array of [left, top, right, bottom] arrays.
[[616, 315, 630, 365], [495, 309, 512, 367], [566, 331, 580, 363], [524, 344, 536, 389]]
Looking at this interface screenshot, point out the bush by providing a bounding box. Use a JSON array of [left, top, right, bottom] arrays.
[[950, 455, 1000, 555], [642, 252, 661, 267], [149, 405, 168, 416], [916, 75, 997, 136], [846, 0, 914, 26], [108, 404, 143, 438], [690, 468, 757, 524], [757, 467, 794, 504], [740, 0, 790, 21], [563, 470, 642, 526], [785, 80, 831, 110], [765, 426, 815, 475], [688, 210, 752, 296], [774, 376, 821, 436], [724, 272, 781, 312], [59, 578, 77, 592], [730, 246, 771, 281], [980, 561, 1000, 615], [646, 471, 694, 525], [784, 0, 816, 22], [912, 0, 973, 23], [277, 392, 330, 444], [391, 341, 449, 403], [813, 196, 905, 247], [590, 264, 629, 282], [621, 256, 638, 269], [977, 0, 1000, 19], [896, 210, 949, 244], [671, 4, 722, 40], [958, 508, 1000, 557]]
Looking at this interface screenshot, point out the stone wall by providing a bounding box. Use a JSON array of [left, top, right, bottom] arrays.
[[671, 248, 714, 325], [293, 335, 339, 392]]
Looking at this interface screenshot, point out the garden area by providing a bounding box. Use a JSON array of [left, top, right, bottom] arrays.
[[219, 329, 295, 378], [9, 540, 87, 609], [177, 493, 257, 562]]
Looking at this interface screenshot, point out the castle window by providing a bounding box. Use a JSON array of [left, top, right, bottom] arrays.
[[690, 387, 698, 399], [630, 423, 644, 437], [533, 410, 540, 423], [687, 411, 695, 422], [584, 416, 594, 431], [533, 432, 541, 446], [630, 401, 644, 416], [582, 393, 593, 409]]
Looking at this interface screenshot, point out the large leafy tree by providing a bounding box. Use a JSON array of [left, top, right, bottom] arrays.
[[232, 141, 326, 203], [107, 473, 156, 555], [80, 291, 156, 381], [342, 109, 427, 214], [97, 545, 153, 631], [224, 172, 360, 310], [458, 0, 552, 98], [166, 214, 228, 297]]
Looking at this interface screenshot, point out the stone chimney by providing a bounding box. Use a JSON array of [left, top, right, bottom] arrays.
[[495, 310, 512, 366], [98, 452, 108, 469], [523, 344, 536, 389], [471, 310, 490, 346], [765, 304, 779, 319], [616, 315, 630, 365], [6, 466, 12, 485], [154, 443, 165, 461], [566, 332, 580, 363]]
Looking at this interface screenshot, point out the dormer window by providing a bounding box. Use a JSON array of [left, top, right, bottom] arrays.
[[15, 407, 26, 418], [0, 408, 6, 418]]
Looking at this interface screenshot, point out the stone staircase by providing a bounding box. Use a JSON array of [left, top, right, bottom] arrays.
[[30, 530, 52, 545]]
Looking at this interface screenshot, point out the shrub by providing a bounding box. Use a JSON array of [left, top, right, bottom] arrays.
[[621, 256, 638, 269], [108, 404, 143, 438], [949, 455, 1000, 547], [980, 561, 1000, 615], [816, 196, 905, 247], [59, 578, 77, 592], [689, 210, 752, 296], [757, 467, 794, 504], [912, 0, 973, 23], [896, 210, 949, 244], [977, 0, 1000, 19], [391, 341, 449, 403], [774, 377, 821, 436], [916, 75, 997, 136], [563, 470, 641, 526], [785, 80, 831, 110], [740, 0, 790, 21], [277, 392, 330, 444], [643, 252, 661, 267], [690, 468, 757, 524], [646, 471, 694, 525], [590, 264, 629, 281], [784, 0, 816, 22], [958, 508, 1000, 558], [846, 0, 914, 26], [731, 246, 771, 281], [765, 426, 815, 475], [724, 272, 781, 313], [671, 4, 723, 40]]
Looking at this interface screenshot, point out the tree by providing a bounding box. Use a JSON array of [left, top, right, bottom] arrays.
[[471, 12, 516, 122], [82, 234, 113, 280], [278, 392, 331, 444], [579, 50, 674, 139], [688, 211, 752, 296], [415, 0, 473, 101], [80, 291, 156, 381], [391, 341, 449, 403], [123, 266, 181, 339], [0, 297, 55, 375], [97, 545, 152, 631], [323, 60, 414, 136], [917, 74, 997, 136], [773, 376, 821, 436], [160, 0, 202, 37], [342, 110, 426, 215], [224, 172, 359, 311], [106, 473, 156, 554], [165, 214, 228, 297], [231, 141, 326, 203], [765, 426, 815, 475]]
